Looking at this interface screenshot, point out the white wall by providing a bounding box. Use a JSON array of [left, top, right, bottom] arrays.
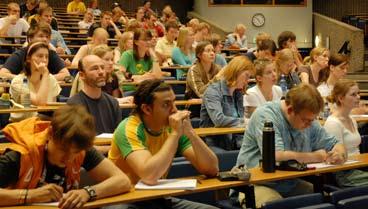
[[193, 0, 313, 48]]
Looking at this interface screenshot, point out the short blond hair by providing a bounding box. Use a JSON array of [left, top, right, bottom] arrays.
[[310, 47, 329, 63], [221, 56, 254, 88], [285, 83, 324, 114], [177, 27, 194, 50], [91, 44, 112, 58], [117, 31, 133, 52]]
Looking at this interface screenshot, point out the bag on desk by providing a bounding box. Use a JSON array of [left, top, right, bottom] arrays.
[[218, 165, 251, 181], [276, 160, 308, 171]]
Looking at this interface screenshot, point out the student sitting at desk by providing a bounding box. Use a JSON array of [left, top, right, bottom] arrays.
[[224, 23, 248, 49], [171, 27, 196, 80], [155, 21, 179, 66], [236, 83, 346, 208], [88, 11, 122, 39], [0, 3, 30, 44], [277, 31, 303, 67], [0, 105, 131, 208], [118, 28, 163, 92], [324, 79, 368, 187], [210, 33, 227, 68], [200, 56, 254, 151], [275, 48, 300, 89], [67, 0, 87, 14], [185, 41, 220, 99], [9, 41, 61, 122], [244, 59, 282, 118], [0, 23, 70, 81], [108, 79, 219, 209], [71, 27, 109, 68], [29, 2, 59, 31], [78, 9, 95, 29], [244, 39, 276, 63]]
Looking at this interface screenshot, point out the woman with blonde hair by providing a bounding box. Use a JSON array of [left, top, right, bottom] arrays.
[[225, 23, 248, 49], [172, 27, 196, 79], [244, 58, 282, 117], [324, 79, 368, 187], [298, 47, 329, 87], [201, 56, 255, 150], [114, 31, 134, 64], [275, 48, 300, 89], [71, 27, 109, 68]]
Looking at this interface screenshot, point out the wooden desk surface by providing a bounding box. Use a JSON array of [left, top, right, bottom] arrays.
[[3, 154, 368, 209], [93, 127, 245, 145], [121, 80, 186, 86]]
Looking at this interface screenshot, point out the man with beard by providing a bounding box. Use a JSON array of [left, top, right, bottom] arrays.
[[67, 55, 122, 135]]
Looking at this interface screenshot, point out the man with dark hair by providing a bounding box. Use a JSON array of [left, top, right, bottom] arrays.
[[277, 30, 303, 66], [20, 0, 39, 19], [108, 79, 219, 209], [155, 20, 179, 65], [88, 11, 122, 39], [244, 39, 276, 62], [68, 55, 121, 135], [0, 22, 70, 81], [236, 83, 346, 208], [0, 105, 131, 208]]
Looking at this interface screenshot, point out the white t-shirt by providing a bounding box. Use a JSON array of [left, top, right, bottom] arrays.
[[78, 20, 93, 29], [317, 82, 333, 98], [324, 115, 361, 156], [9, 73, 61, 121], [0, 17, 30, 44], [243, 85, 283, 108]]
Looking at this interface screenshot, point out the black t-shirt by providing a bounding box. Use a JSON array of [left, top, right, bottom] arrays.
[[0, 147, 104, 189], [20, 3, 38, 19], [244, 52, 257, 62], [67, 91, 122, 134], [88, 23, 116, 39], [3, 47, 65, 75]]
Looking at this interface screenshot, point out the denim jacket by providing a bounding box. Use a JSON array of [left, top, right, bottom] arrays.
[[200, 79, 244, 150]]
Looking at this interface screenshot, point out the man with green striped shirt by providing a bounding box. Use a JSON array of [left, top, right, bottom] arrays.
[[108, 79, 219, 209]]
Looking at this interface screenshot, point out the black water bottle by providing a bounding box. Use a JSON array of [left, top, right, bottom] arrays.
[[262, 121, 275, 173]]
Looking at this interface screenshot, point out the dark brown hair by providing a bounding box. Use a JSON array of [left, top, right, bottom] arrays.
[[24, 41, 49, 76], [277, 31, 296, 49], [51, 105, 95, 150], [285, 83, 324, 114]]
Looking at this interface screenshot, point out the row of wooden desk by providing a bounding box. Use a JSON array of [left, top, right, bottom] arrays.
[[2, 154, 368, 209]]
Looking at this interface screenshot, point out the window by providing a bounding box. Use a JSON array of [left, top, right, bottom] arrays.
[[209, 0, 306, 6]]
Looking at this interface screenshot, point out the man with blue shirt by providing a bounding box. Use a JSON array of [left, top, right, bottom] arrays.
[[236, 83, 346, 208]]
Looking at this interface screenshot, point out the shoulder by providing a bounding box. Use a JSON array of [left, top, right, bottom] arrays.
[[298, 65, 311, 73], [67, 92, 83, 104]]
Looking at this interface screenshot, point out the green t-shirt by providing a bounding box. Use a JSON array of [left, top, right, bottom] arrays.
[[119, 50, 153, 92]]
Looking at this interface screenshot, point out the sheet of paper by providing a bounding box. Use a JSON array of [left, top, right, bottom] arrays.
[[135, 179, 197, 190], [96, 133, 113, 139], [351, 115, 368, 118], [307, 160, 359, 169]]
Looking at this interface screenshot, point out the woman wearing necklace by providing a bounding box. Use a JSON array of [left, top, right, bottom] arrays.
[[317, 53, 349, 98], [324, 79, 368, 187], [244, 58, 282, 118], [299, 47, 329, 87]]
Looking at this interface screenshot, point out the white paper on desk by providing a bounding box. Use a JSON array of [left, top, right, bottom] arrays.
[[307, 160, 360, 169], [31, 202, 58, 207], [351, 115, 368, 118], [96, 133, 113, 139], [135, 179, 197, 190]]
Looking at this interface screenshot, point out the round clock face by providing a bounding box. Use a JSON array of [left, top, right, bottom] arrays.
[[252, 13, 265, 27]]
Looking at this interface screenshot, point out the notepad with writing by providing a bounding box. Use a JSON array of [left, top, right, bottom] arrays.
[[135, 179, 197, 190], [307, 160, 359, 169]]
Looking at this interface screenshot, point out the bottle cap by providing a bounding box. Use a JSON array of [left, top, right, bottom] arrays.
[[264, 121, 273, 128], [1, 93, 10, 101]]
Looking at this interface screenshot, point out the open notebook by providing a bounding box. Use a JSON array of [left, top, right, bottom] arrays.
[[135, 179, 197, 190]]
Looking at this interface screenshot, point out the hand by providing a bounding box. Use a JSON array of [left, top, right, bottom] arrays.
[[28, 184, 63, 203], [182, 114, 195, 137], [313, 149, 328, 162], [64, 59, 71, 67], [58, 189, 90, 209], [326, 150, 346, 165], [169, 110, 190, 136], [33, 61, 49, 75], [7, 15, 18, 24], [56, 47, 66, 55]]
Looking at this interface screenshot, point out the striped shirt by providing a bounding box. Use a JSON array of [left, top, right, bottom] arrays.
[[108, 114, 192, 183]]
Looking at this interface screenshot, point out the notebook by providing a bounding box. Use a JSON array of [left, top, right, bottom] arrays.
[[135, 179, 197, 190]]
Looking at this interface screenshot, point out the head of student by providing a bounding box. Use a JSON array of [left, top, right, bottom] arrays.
[[133, 28, 152, 60], [328, 53, 349, 80], [195, 41, 215, 64], [48, 105, 95, 167], [284, 83, 324, 130], [177, 27, 195, 50], [210, 33, 223, 54], [24, 41, 49, 76], [277, 31, 296, 49], [118, 31, 134, 52], [327, 79, 360, 110], [257, 39, 277, 60], [136, 7, 145, 21], [165, 21, 179, 42], [254, 58, 277, 87], [275, 48, 296, 76], [133, 79, 176, 126], [91, 27, 109, 45], [220, 56, 255, 91], [310, 47, 329, 68], [7, 2, 20, 20], [84, 8, 94, 22], [39, 6, 53, 25], [27, 21, 52, 44], [78, 55, 106, 88], [26, 0, 38, 11], [92, 44, 114, 76], [100, 11, 113, 27], [255, 32, 271, 49], [234, 24, 246, 37]]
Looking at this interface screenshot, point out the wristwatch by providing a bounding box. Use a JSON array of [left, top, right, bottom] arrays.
[[83, 186, 97, 201]]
